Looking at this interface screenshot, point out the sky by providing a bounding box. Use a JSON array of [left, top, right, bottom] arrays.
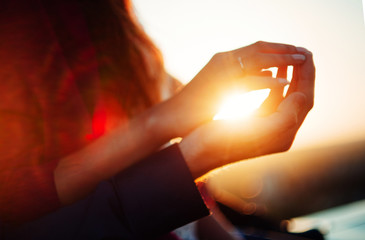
[[132, 0, 365, 150]]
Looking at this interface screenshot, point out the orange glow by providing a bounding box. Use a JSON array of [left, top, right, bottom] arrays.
[[213, 89, 270, 121], [213, 66, 293, 121], [134, 0, 365, 149]]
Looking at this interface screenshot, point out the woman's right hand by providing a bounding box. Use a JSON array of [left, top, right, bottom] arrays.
[[161, 41, 307, 138]]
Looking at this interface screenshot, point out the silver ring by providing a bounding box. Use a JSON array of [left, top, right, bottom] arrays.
[[237, 56, 245, 71]]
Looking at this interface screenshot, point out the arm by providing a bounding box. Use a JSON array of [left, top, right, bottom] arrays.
[[55, 42, 304, 204], [55, 41, 307, 205], [54, 99, 181, 205], [0, 39, 305, 225]]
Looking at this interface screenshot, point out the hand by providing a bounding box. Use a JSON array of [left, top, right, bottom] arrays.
[[165, 41, 307, 137], [179, 48, 315, 178]]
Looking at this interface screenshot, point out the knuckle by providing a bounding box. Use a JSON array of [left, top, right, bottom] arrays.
[[254, 41, 265, 49], [303, 96, 314, 112], [307, 100, 314, 111], [306, 50, 313, 56], [281, 141, 293, 152], [210, 51, 233, 74], [212, 52, 223, 61], [286, 45, 296, 53], [212, 52, 229, 64]]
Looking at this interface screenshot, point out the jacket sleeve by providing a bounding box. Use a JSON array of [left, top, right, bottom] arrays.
[[4, 144, 210, 240], [111, 143, 210, 238]]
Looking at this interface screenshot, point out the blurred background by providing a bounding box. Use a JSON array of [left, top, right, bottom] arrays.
[[133, 0, 365, 239]]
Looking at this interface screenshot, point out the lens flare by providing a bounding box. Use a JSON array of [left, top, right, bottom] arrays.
[[214, 89, 270, 120]]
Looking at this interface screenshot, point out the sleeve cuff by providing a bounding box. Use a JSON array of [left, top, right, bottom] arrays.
[[111, 143, 210, 238]]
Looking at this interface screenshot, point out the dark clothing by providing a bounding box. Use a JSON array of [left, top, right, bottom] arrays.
[[2, 145, 209, 239]]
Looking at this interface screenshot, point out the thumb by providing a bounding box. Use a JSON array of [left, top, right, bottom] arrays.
[[278, 92, 306, 114], [274, 92, 307, 129]]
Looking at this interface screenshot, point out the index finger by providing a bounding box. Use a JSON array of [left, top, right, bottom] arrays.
[[287, 50, 315, 105], [250, 41, 298, 54]]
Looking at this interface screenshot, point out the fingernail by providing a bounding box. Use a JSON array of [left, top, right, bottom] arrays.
[[278, 78, 289, 85], [292, 54, 306, 61]]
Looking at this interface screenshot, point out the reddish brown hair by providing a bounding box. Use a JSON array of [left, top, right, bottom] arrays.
[[82, 0, 165, 116]]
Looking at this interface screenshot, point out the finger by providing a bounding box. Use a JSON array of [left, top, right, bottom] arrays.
[[256, 87, 284, 116], [264, 65, 288, 112], [250, 41, 298, 53], [277, 92, 306, 114], [239, 76, 289, 91], [287, 51, 315, 109], [297, 51, 315, 101], [255, 67, 287, 116], [213, 48, 305, 80], [267, 92, 307, 132], [231, 42, 297, 57], [296, 46, 310, 54], [277, 66, 288, 79], [208, 181, 261, 215], [248, 53, 306, 70], [210, 187, 249, 213], [258, 70, 273, 77]]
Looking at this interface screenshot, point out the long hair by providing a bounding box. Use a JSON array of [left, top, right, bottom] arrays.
[[81, 0, 165, 117]]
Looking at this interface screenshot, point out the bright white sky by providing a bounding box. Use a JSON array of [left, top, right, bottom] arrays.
[[132, 0, 365, 150]]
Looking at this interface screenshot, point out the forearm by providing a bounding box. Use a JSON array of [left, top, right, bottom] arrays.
[[55, 99, 180, 205]]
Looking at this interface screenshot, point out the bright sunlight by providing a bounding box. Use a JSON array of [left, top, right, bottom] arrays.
[[213, 89, 270, 120]]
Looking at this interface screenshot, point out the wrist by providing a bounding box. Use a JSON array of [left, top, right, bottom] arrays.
[[145, 92, 200, 139], [143, 99, 178, 141], [179, 130, 207, 179], [179, 121, 234, 179]]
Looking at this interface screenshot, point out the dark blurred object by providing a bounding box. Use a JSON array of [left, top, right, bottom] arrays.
[[218, 203, 325, 240], [265, 139, 365, 219], [207, 138, 365, 221], [207, 139, 365, 239]]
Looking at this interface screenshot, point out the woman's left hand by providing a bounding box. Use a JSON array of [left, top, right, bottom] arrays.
[[179, 48, 315, 178], [161, 41, 307, 138]]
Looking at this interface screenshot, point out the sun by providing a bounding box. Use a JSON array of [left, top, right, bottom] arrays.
[[213, 89, 270, 121]]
